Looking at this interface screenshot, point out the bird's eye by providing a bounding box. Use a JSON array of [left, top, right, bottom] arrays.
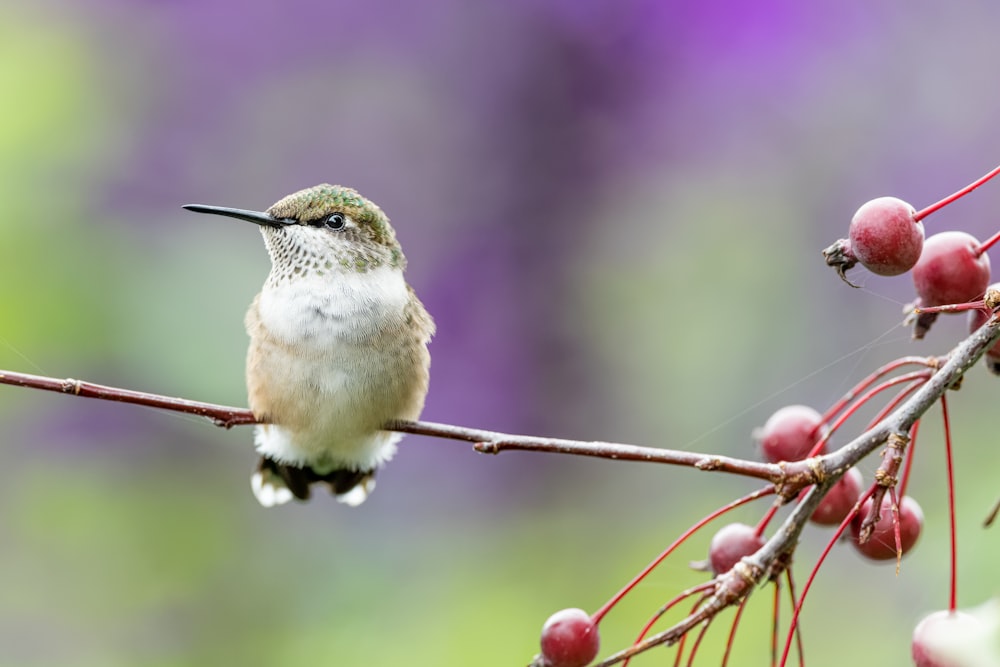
[[324, 213, 347, 230]]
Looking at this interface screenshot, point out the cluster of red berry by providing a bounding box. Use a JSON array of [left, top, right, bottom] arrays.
[[821, 170, 1000, 666], [758, 405, 921, 560], [825, 188, 1000, 346], [531, 165, 1000, 667]]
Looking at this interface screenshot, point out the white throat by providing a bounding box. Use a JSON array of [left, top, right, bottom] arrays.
[[257, 265, 410, 347]]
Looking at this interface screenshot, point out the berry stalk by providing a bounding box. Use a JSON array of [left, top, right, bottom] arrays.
[[940, 396, 958, 613], [914, 163, 1000, 221], [976, 228, 1000, 257], [590, 487, 773, 624], [621, 583, 715, 667], [779, 485, 876, 667]]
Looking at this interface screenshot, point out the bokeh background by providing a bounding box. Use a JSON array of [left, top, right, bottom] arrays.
[[2, 1, 999, 665]]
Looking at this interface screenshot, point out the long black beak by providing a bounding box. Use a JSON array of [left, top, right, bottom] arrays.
[[182, 204, 294, 228]]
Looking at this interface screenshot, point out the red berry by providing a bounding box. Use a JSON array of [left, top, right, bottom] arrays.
[[848, 197, 924, 276], [807, 467, 863, 526], [850, 495, 923, 561], [912, 610, 983, 667], [913, 231, 991, 307], [539, 608, 600, 667], [755, 405, 828, 463], [708, 523, 766, 575]]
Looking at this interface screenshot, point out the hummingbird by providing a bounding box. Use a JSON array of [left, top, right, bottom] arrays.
[[183, 184, 434, 507]]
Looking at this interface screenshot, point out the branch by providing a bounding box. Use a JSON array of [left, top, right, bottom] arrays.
[[2, 314, 997, 489], [3, 312, 998, 490], [0, 370, 257, 427], [0, 369, 781, 482], [392, 419, 782, 481]]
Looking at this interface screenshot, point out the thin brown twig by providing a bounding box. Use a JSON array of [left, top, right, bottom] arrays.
[[397, 419, 783, 481], [0, 368, 785, 482], [0, 370, 257, 427], [858, 431, 910, 544]]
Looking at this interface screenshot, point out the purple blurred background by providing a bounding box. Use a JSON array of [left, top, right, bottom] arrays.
[[2, 1, 999, 664]]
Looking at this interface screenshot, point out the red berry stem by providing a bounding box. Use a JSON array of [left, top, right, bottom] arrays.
[[771, 580, 781, 667], [779, 485, 877, 667], [784, 570, 806, 667], [754, 503, 781, 536], [621, 584, 714, 667], [675, 594, 708, 667], [862, 374, 931, 430], [670, 595, 707, 667], [914, 283, 1000, 315], [898, 421, 920, 499], [683, 612, 713, 667], [672, 636, 684, 667], [976, 228, 1000, 257], [940, 395, 958, 613], [913, 300, 985, 315], [810, 370, 932, 458], [818, 357, 935, 430], [721, 595, 751, 667], [590, 486, 773, 625], [913, 163, 1000, 222]]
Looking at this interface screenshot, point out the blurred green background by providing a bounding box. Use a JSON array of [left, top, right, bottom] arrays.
[[1, 1, 998, 665]]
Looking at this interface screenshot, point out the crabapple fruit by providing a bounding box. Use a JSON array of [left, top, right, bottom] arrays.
[[913, 231, 991, 307], [755, 405, 828, 463], [912, 610, 985, 667], [708, 523, 766, 575], [539, 608, 600, 667], [850, 495, 923, 561], [807, 467, 864, 526], [849, 197, 924, 276]]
